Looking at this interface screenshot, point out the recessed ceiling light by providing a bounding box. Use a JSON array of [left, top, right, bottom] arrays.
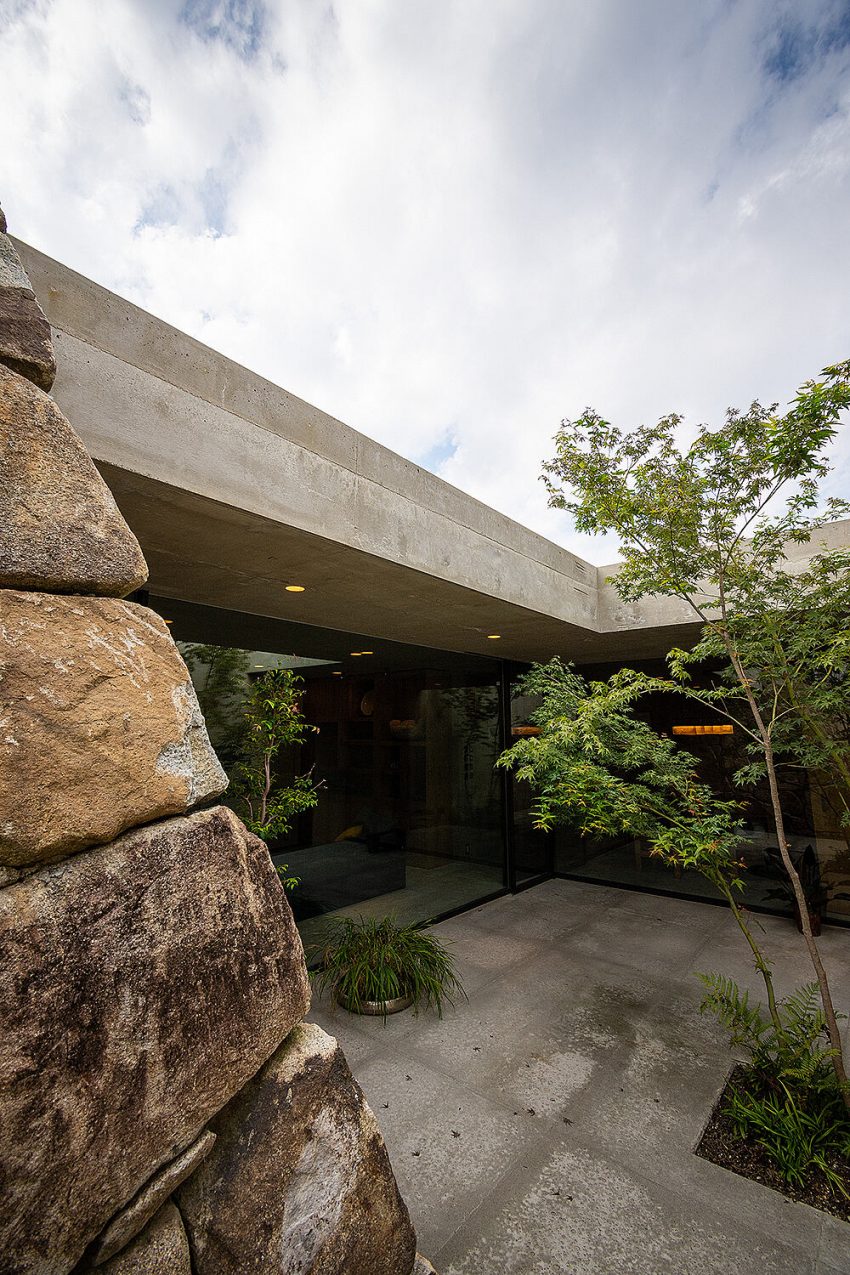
[[332, 671, 343, 676], [360, 650, 373, 655], [163, 619, 173, 625], [285, 585, 306, 593], [487, 634, 501, 640], [350, 651, 362, 656]]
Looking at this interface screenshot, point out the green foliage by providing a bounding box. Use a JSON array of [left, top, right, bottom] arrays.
[[541, 362, 850, 812], [180, 642, 250, 767], [181, 650, 320, 890], [229, 668, 320, 878], [543, 360, 850, 612], [541, 360, 850, 793], [665, 546, 850, 823], [540, 359, 850, 1104], [700, 974, 850, 1193], [725, 1081, 850, 1196], [313, 916, 465, 1021], [699, 975, 839, 1091], [275, 864, 301, 891], [498, 659, 747, 893]]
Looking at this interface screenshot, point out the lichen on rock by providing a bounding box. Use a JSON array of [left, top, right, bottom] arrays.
[[0, 230, 56, 390], [177, 1022, 418, 1275], [0, 591, 227, 867], [0, 806, 310, 1275], [95, 1204, 192, 1275], [0, 363, 147, 595]]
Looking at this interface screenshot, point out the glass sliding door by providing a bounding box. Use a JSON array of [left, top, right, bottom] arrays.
[[545, 658, 850, 925], [152, 596, 508, 949], [290, 668, 505, 944], [507, 667, 554, 884]]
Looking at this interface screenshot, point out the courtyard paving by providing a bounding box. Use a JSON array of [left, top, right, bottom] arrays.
[[306, 878, 850, 1275]]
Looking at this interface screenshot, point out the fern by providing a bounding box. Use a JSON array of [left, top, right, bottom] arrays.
[[701, 972, 850, 1190], [699, 973, 840, 1090], [698, 973, 772, 1064]]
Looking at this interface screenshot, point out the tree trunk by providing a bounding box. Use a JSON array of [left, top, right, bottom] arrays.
[[762, 737, 850, 1107], [724, 632, 850, 1111]]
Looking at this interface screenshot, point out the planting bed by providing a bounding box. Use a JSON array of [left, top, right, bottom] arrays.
[[697, 1066, 850, 1224]]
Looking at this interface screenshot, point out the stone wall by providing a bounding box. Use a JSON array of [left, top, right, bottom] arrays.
[[0, 208, 424, 1275]]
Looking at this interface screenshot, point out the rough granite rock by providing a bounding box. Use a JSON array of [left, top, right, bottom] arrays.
[[177, 1022, 417, 1275], [0, 590, 227, 867], [413, 1258, 439, 1275], [0, 805, 311, 1275], [0, 364, 148, 594], [0, 231, 55, 390], [95, 1204, 192, 1275], [90, 1129, 216, 1265]]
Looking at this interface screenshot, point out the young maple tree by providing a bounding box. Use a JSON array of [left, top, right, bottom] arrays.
[[540, 359, 850, 1106], [230, 668, 320, 885], [497, 660, 781, 1022]]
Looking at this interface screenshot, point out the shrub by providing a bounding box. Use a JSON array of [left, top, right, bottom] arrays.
[[313, 916, 465, 1020], [700, 974, 850, 1193]]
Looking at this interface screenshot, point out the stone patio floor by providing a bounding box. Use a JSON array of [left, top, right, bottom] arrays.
[[306, 878, 850, 1275]]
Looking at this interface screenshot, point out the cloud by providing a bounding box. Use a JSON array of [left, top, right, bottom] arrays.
[[415, 432, 458, 472], [2, 0, 849, 564], [761, 2, 850, 84], [178, 0, 267, 60]]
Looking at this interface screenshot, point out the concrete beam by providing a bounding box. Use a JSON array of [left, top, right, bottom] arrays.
[[14, 240, 844, 666]]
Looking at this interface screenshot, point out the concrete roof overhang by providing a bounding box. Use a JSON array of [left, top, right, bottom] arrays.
[[13, 238, 778, 668], [98, 463, 704, 666]]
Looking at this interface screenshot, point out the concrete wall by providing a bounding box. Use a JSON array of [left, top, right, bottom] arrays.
[[16, 241, 598, 635], [597, 516, 850, 638], [16, 239, 847, 664]]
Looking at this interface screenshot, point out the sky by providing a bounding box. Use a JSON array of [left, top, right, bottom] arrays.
[[2, 0, 850, 563]]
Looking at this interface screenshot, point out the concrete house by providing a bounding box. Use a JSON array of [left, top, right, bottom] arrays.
[[17, 239, 850, 937]]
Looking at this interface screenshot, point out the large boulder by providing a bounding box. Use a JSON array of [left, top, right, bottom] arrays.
[[0, 228, 56, 390], [95, 1204, 191, 1275], [88, 1129, 216, 1265], [177, 1023, 418, 1275], [0, 363, 148, 594], [0, 806, 311, 1275], [0, 591, 227, 867]]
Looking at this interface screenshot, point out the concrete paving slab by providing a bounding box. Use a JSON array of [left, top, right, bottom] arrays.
[[312, 963, 553, 1107], [691, 919, 850, 1013], [436, 1139, 817, 1275], [606, 887, 730, 933], [434, 889, 614, 946], [304, 880, 850, 1273], [351, 1046, 547, 1258], [422, 922, 544, 996], [817, 1211, 850, 1273], [554, 904, 717, 983], [542, 986, 729, 1158]]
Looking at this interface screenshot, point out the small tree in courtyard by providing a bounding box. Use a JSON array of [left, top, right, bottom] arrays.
[[230, 667, 320, 887], [497, 660, 782, 1016], [538, 359, 850, 1107], [499, 658, 850, 1196]]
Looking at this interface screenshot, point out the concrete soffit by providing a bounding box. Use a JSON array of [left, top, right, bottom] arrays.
[[14, 238, 850, 666]]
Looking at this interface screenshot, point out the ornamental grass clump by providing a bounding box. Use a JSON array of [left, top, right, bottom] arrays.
[[313, 916, 465, 1020], [700, 976, 850, 1197]]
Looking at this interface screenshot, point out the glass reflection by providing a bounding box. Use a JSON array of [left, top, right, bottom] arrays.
[[168, 602, 506, 949]]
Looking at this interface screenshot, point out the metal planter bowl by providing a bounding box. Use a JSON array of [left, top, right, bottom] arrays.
[[337, 992, 414, 1016]]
